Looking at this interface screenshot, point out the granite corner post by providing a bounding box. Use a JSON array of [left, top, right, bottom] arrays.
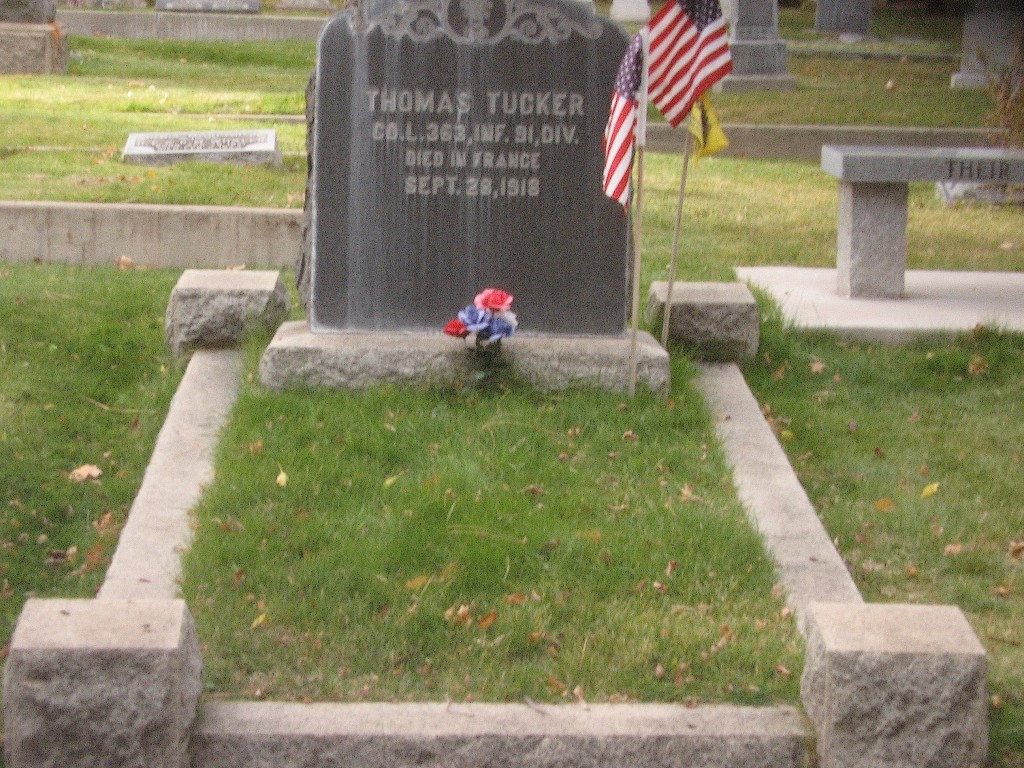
[[3, 598, 203, 768], [800, 602, 988, 768]]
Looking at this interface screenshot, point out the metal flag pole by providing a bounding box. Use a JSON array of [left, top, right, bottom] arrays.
[[628, 26, 652, 398], [660, 130, 695, 349]]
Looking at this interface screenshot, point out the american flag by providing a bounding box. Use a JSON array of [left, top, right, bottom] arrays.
[[602, 32, 645, 208], [648, 0, 732, 127]]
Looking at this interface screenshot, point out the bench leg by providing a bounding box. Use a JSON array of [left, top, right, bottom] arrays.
[[836, 181, 907, 299]]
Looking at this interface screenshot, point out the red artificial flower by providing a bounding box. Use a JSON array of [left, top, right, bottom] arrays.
[[473, 288, 514, 312], [444, 318, 469, 337]]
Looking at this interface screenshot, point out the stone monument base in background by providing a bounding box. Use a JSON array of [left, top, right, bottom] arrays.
[[259, 322, 670, 395], [0, 21, 67, 74]]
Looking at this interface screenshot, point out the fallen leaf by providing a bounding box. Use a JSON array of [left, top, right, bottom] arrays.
[[1010, 541, 1024, 559], [276, 469, 288, 487], [665, 560, 678, 577], [547, 676, 567, 694], [577, 530, 603, 543], [622, 430, 638, 442], [943, 543, 963, 556], [404, 575, 430, 591], [251, 612, 268, 629], [968, 355, 988, 376], [874, 497, 896, 512], [680, 484, 701, 502], [383, 474, 400, 488], [248, 440, 264, 455], [809, 360, 826, 374], [69, 464, 102, 482], [775, 664, 792, 677], [505, 592, 528, 605], [921, 482, 940, 499], [992, 585, 1011, 598], [115, 255, 134, 270], [477, 610, 498, 630], [905, 564, 919, 578]]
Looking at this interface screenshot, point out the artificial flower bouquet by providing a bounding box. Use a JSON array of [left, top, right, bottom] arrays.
[[443, 288, 518, 347]]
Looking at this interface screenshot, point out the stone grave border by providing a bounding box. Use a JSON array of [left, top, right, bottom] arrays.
[[3, 270, 988, 768]]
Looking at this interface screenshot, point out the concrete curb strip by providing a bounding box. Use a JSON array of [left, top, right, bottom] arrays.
[[98, 350, 243, 600], [694, 363, 863, 632], [192, 701, 814, 768], [0, 200, 301, 268]]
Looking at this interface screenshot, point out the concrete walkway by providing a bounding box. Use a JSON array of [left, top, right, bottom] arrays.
[[738, 266, 1024, 342]]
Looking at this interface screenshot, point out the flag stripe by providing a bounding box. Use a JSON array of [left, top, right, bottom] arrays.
[[602, 32, 644, 208], [647, 3, 732, 129]]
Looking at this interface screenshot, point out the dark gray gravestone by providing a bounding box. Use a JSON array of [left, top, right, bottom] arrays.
[[0, 0, 56, 22], [309, 0, 630, 336]]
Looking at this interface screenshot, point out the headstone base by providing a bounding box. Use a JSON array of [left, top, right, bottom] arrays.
[[259, 322, 670, 394], [0, 21, 67, 74]]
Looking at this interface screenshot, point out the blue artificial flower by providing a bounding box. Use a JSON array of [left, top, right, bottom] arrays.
[[481, 314, 516, 344], [458, 304, 492, 333]]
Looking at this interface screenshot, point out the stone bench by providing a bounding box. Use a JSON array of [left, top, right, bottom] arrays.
[[821, 145, 1024, 298]]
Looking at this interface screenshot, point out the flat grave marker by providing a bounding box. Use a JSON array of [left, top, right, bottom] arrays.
[[122, 130, 282, 166], [154, 0, 260, 13]]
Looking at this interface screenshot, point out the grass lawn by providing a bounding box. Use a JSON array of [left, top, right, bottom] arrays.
[[0, 264, 182, 649], [744, 316, 1024, 768], [182, 349, 802, 705]]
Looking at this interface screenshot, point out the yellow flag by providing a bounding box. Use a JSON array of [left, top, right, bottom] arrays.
[[688, 95, 728, 161]]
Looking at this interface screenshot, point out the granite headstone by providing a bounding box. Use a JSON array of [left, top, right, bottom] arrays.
[[950, 0, 1023, 90], [718, 0, 794, 90], [307, 0, 630, 336]]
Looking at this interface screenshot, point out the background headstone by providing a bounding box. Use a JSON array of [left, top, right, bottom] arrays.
[[951, 0, 1024, 89], [305, 0, 630, 336], [0, 0, 55, 22], [0, 0, 66, 75], [719, 0, 795, 91], [814, 0, 872, 36]]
